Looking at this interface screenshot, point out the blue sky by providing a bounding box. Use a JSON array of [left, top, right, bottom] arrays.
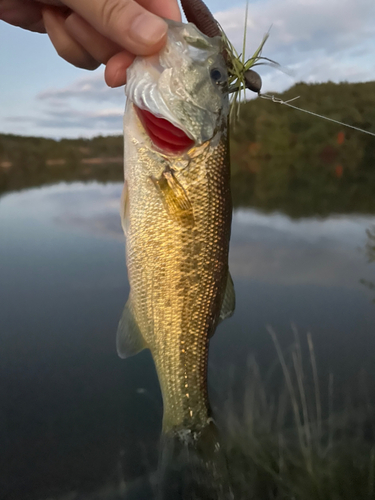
[[0, 0, 374, 138]]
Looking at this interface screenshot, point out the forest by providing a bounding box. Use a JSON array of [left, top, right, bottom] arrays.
[[1, 81, 375, 217]]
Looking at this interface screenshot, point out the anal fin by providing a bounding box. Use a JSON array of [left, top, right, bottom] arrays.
[[219, 272, 236, 322], [116, 299, 147, 358], [208, 272, 236, 339]]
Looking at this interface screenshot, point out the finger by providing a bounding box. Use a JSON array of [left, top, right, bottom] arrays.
[[35, 0, 66, 5], [64, 12, 121, 65], [136, 0, 181, 22], [42, 6, 100, 70], [0, 0, 45, 32], [105, 51, 135, 87], [61, 0, 169, 56]]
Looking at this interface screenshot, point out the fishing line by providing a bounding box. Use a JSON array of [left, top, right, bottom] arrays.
[[222, 2, 374, 139], [260, 93, 375, 138]]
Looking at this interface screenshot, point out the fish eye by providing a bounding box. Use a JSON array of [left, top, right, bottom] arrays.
[[210, 68, 224, 84]]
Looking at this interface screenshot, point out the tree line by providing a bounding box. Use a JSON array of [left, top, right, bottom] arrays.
[[1, 81, 375, 217]]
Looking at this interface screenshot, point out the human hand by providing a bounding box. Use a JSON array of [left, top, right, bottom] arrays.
[[0, 0, 181, 87]]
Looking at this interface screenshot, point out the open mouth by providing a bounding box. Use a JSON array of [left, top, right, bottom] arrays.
[[135, 106, 195, 154]]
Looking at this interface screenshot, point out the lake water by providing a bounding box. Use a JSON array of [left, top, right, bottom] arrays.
[[1, 181, 375, 499]]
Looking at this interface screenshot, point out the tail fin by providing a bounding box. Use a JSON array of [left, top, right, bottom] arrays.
[[156, 421, 233, 500]]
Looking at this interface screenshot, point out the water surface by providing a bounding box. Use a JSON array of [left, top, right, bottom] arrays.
[[1, 182, 375, 499]]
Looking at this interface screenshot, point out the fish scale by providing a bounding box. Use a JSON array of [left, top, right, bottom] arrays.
[[118, 20, 234, 440]]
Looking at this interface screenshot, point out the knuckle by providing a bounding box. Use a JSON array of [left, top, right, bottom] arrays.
[[55, 41, 98, 70], [100, 0, 129, 29], [55, 41, 75, 62]]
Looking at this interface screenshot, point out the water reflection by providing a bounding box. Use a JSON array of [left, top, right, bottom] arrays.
[[230, 209, 373, 288], [365, 225, 375, 263], [1, 182, 375, 499]]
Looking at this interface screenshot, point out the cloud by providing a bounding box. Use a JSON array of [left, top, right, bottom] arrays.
[[216, 0, 375, 57], [37, 73, 125, 104], [36, 107, 124, 130], [7, 70, 126, 133], [7, 106, 124, 131], [4, 0, 375, 137], [4, 72, 126, 134], [215, 0, 375, 91]]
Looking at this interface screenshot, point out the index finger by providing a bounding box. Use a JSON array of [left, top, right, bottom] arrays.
[[136, 0, 181, 23], [61, 0, 181, 56]]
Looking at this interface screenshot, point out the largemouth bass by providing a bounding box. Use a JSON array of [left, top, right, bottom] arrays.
[[118, 19, 234, 439]]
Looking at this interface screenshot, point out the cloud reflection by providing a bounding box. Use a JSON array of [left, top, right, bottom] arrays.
[[23, 183, 374, 293], [51, 183, 124, 240], [230, 209, 375, 289]]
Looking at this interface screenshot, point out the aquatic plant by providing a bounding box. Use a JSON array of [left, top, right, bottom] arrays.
[[218, 2, 270, 122], [219, 327, 375, 500], [45, 328, 375, 500]]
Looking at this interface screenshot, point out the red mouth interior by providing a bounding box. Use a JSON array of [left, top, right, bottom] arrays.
[[135, 106, 194, 154]]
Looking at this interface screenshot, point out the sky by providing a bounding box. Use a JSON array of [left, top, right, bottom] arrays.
[[0, 0, 374, 139]]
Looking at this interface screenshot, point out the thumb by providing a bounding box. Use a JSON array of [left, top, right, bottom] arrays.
[[61, 0, 169, 55]]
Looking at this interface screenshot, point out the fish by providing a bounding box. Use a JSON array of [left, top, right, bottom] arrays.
[[118, 4, 235, 498]]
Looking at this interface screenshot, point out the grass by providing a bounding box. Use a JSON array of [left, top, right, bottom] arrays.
[[218, 0, 272, 123], [43, 328, 375, 500], [219, 326, 375, 500]]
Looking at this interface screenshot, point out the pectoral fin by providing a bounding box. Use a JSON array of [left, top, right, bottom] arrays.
[[116, 299, 147, 358], [151, 170, 194, 226], [219, 272, 236, 322]]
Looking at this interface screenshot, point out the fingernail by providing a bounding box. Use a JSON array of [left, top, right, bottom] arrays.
[[111, 68, 127, 88], [130, 13, 167, 47]]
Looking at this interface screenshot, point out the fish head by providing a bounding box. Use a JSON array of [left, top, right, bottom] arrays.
[[125, 20, 229, 156]]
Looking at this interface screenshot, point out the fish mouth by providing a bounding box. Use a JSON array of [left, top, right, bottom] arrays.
[[135, 106, 195, 155]]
